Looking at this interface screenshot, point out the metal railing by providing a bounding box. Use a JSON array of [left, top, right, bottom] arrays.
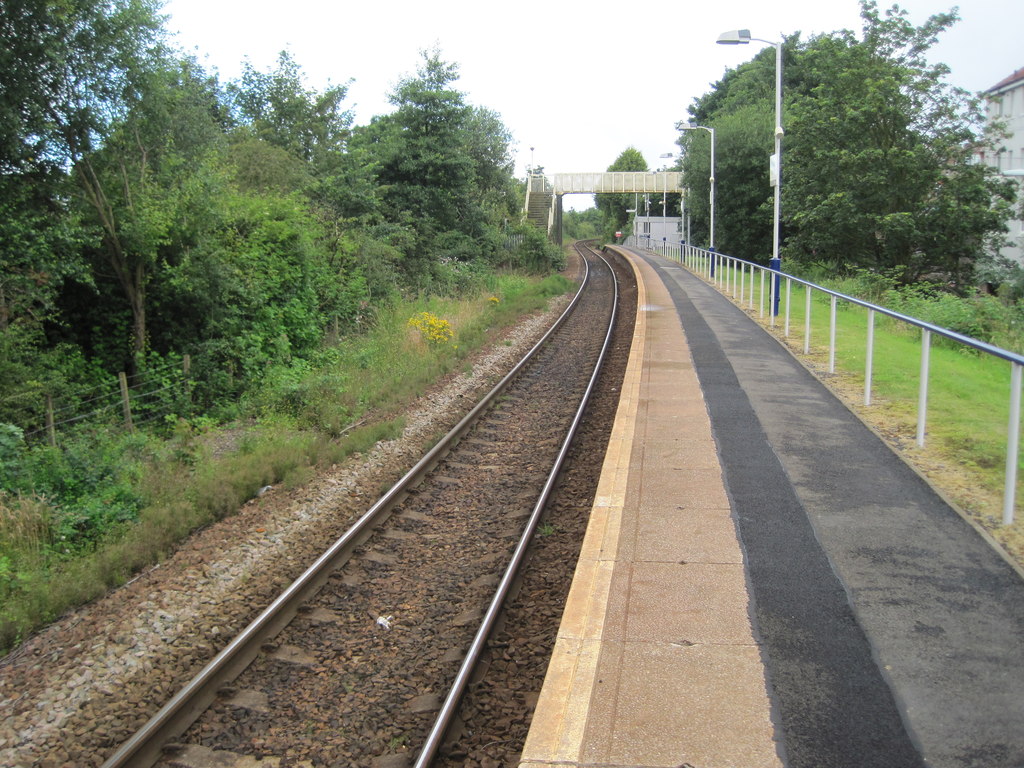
[[626, 235, 1024, 526]]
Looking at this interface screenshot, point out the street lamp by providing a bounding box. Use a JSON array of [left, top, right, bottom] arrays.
[[718, 28, 783, 314], [676, 122, 715, 252]]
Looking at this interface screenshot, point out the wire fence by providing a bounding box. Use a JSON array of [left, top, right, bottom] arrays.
[[11, 356, 193, 445]]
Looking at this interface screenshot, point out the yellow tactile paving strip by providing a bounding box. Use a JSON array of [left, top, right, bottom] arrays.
[[520, 250, 783, 768]]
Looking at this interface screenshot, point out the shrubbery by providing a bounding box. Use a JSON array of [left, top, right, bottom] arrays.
[[0, 271, 573, 653], [798, 265, 1024, 354]]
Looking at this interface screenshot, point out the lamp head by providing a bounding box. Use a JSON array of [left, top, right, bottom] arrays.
[[717, 29, 751, 44]]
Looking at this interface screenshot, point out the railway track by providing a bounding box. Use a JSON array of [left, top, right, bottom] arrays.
[[99, 241, 635, 767]]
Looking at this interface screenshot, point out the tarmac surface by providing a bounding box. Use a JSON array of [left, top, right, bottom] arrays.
[[520, 247, 1024, 768]]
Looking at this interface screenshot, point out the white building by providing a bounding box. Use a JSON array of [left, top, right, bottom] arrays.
[[981, 67, 1024, 263], [632, 215, 683, 245]]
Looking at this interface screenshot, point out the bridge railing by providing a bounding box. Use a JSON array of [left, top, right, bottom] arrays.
[[625, 235, 1024, 526]]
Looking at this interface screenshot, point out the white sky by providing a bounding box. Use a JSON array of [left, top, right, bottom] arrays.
[[161, 0, 1021, 211]]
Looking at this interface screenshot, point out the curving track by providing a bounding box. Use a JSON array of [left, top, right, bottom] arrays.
[[98, 242, 636, 767]]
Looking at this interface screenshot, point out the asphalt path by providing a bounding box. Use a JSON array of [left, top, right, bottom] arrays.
[[630, 249, 1024, 768]]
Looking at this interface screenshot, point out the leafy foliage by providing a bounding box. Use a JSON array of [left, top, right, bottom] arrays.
[[229, 50, 352, 166], [783, 3, 1015, 281], [682, 104, 774, 258], [678, 1, 1016, 279], [595, 147, 648, 241], [563, 208, 602, 241]]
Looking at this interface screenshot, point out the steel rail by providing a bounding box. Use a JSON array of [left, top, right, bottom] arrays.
[[414, 242, 619, 766], [100, 254, 595, 768]]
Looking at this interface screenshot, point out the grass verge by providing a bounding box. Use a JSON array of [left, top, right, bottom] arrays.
[[0, 270, 575, 655]]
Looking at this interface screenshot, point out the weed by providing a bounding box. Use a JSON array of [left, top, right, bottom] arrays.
[[407, 312, 455, 346], [387, 734, 409, 750], [0, 272, 570, 656]]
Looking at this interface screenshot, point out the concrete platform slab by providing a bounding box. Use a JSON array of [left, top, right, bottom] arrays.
[[519, 249, 780, 768]]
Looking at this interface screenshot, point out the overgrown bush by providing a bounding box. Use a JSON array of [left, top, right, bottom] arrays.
[[498, 226, 566, 273], [793, 263, 1024, 354]]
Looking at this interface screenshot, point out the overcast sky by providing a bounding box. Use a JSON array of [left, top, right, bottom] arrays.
[[161, 0, 1021, 210]]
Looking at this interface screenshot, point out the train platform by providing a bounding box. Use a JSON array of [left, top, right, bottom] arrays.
[[519, 247, 1024, 768]]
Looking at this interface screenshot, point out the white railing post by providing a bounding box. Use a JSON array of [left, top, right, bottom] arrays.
[[917, 329, 931, 447], [804, 286, 812, 354], [785, 278, 792, 337], [829, 295, 837, 374], [1004, 362, 1022, 525], [865, 309, 875, 406], [760, 270, 765, 318]]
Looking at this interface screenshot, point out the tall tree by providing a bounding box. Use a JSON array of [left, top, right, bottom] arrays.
[[72, 57, 226, 368], [373, 52, 478, 234], [595, 147, 647, 242], [353, 50, 518, 283], [228, 50, 352, 168], [681, 104, 774, 259], [0, 0, 165, 379], [783, 2, 1015, 281], [680, 39, 798, 262], [0, 0, 164, 173]]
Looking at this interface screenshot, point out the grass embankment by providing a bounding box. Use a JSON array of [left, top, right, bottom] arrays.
[[714, 262, 1024, 567], [0, 271, 576, 654]]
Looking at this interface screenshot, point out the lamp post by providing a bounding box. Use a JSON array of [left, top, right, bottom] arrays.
[[676, 122, 715, 252], [718, 28, 783, 315]]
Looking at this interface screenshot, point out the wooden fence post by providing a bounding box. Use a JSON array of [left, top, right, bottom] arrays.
[[45, 394, 56, 447], [118, 372, 135, 432], [183, 354, 192, 408]]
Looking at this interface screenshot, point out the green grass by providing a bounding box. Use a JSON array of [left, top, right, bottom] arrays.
[[704, 260, 1024, 564], [0, 269, 576, 655]]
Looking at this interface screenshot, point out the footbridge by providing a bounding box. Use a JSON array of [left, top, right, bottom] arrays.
[[524, 171, 683, 243]]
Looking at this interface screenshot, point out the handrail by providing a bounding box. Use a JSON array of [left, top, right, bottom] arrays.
[[625, 235, 1023, 526]]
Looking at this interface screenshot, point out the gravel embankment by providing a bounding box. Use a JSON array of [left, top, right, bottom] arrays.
[[0, 294, 572, 768]]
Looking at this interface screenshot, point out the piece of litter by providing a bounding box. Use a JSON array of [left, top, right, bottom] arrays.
[[376, 615, 393, 630], [257, 485, 273, 496]]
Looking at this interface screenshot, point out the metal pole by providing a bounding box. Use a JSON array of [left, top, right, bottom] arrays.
[[865, 309, 875, 406], [917, 329, 931, 447], [1004, 362, 1022, 525], [769, 41, 783, 316], [760, 270, 765, 318], [829, 295, 837, 373], [709, 127, 716, 251], [804, 286, 812, 354], [785, 278, 792, 337]]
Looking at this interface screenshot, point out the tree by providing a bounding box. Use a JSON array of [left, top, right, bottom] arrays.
[[352, 50, 519, 286], [464, 106, 520, 227], [595, 147, 647, 242], [0, 0, 164, 173], [228, 50, 352, 168], [72, 57, 226, 369], [681, 104, 775, 260], [0, 0, 166, 381], [373, 52, 479, 235], [563, 208, 603, 241], [680, 39, 799, 262], [783, 2, 1015, 281]]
